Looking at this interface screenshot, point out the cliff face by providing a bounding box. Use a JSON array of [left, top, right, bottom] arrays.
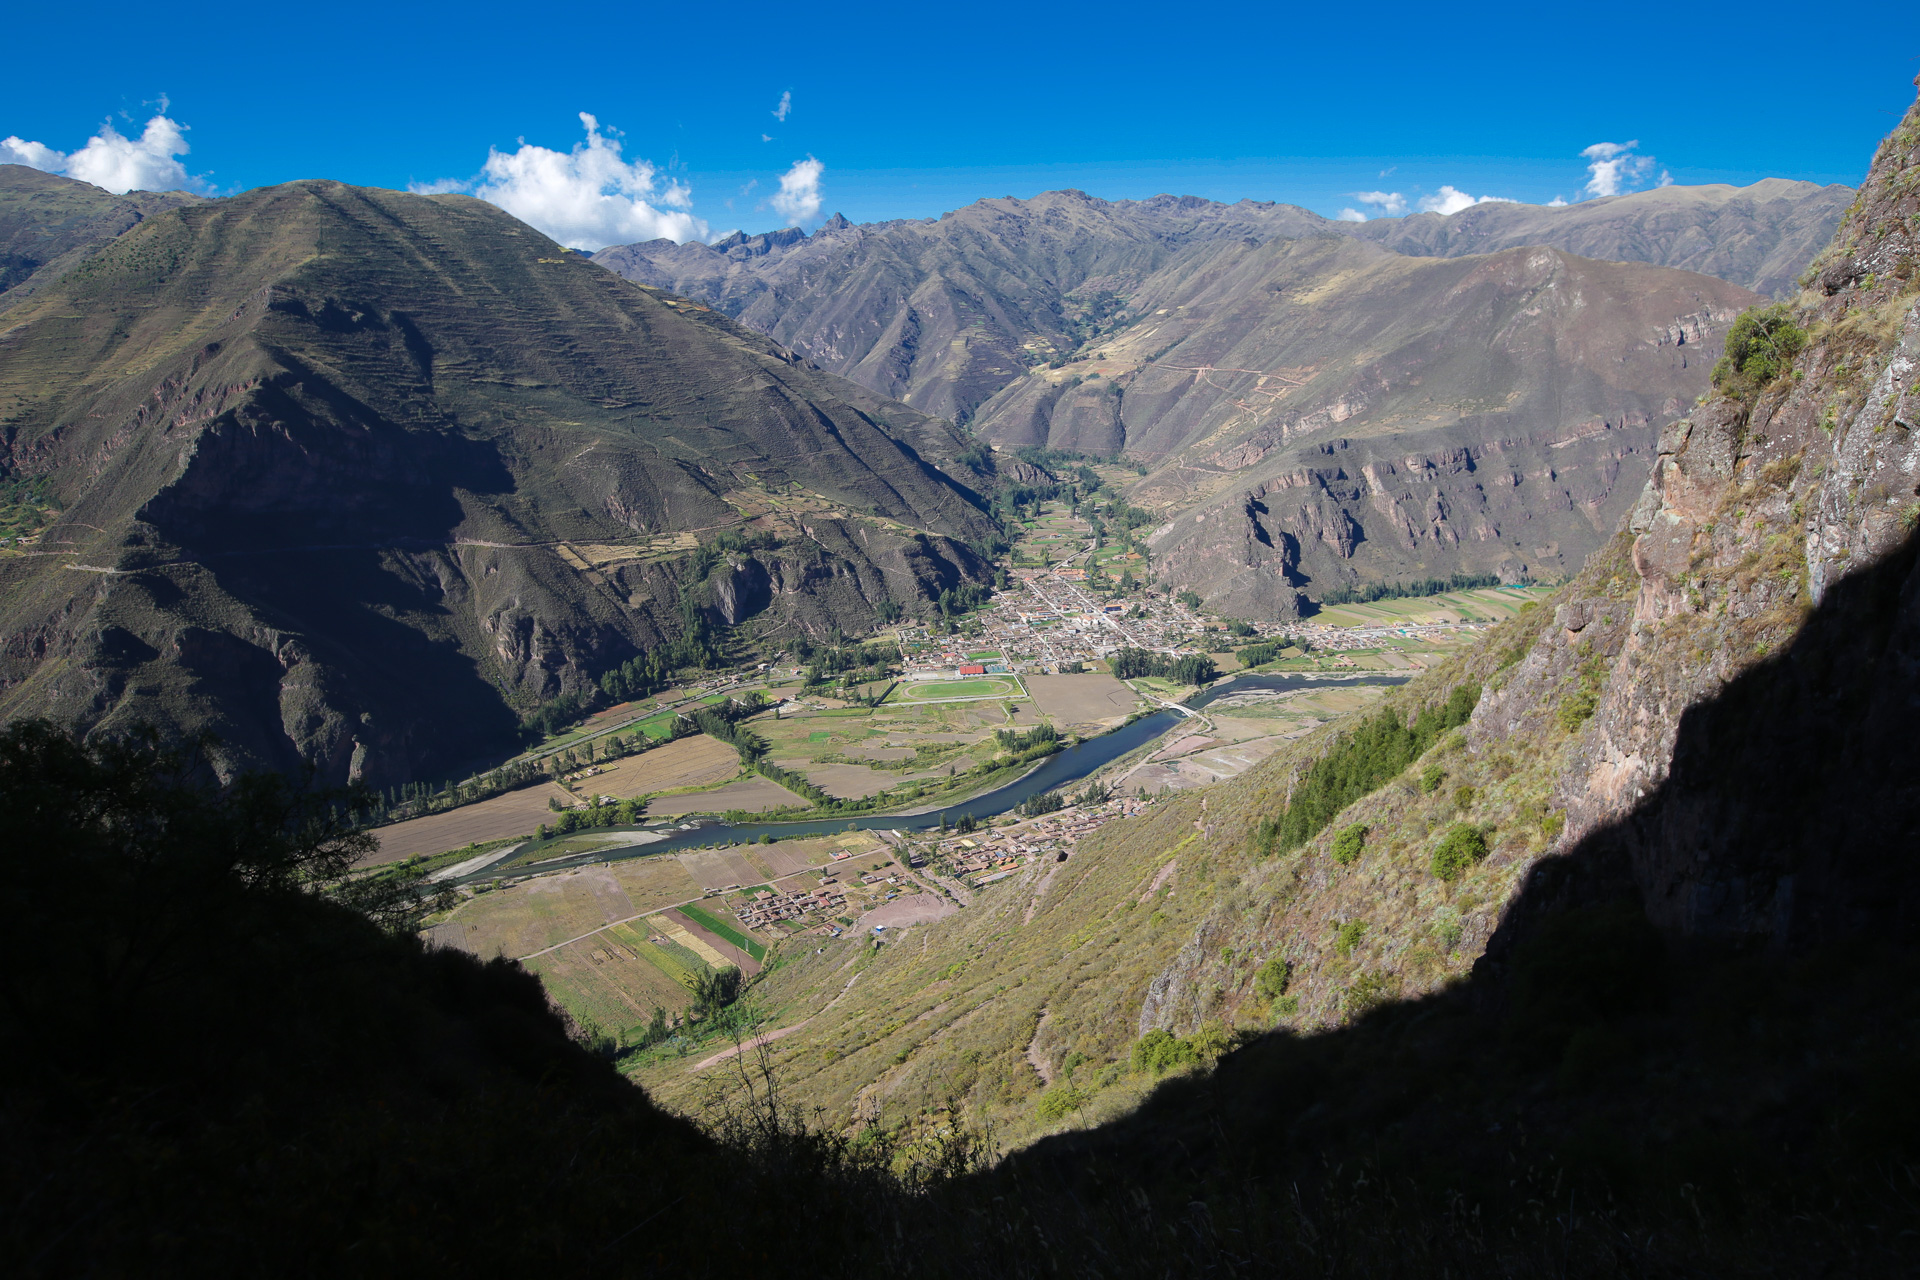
[[0, 182, 994, 784], [1142, 83, 1920, 1029]]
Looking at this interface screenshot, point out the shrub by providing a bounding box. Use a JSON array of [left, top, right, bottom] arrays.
[[1431, 823, 1489, 881], [1331, 823, 1367, 864], [1130, 1028, 1198, 1074], [1420, 763, 1447, 794], [1253, 956, 1293, 1003], [1347, 970, 1397, 1016], [1453, 785, 1477, 812], [1711, 303, 1808, 393], [1333, 921, 1368, 957], [1035, 1084, 1088, 1120]]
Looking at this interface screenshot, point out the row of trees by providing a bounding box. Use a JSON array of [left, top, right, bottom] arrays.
[[1110, 647, 1218, 685], [1317, 572, 1513, 606]]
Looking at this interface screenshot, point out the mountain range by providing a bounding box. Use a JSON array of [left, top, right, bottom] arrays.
[[600, 180, 1842, 611], [0, 174, 996, 784]]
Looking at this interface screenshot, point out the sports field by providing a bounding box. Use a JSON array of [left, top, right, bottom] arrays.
[[889, 676, 1025, 703]]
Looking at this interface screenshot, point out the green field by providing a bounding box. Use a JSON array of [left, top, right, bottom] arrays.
[[891, 677, 1024, 702], [679, 903, 767, 961]]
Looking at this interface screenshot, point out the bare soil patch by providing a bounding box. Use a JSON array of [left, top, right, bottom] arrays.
[[365, 782, 577, 865], [857, 893, 959, 931], [1024, 673, 1140, 729], [676, 847, 766, 891]]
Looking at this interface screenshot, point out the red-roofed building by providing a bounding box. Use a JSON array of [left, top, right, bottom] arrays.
[[958, 664, 987, 675]]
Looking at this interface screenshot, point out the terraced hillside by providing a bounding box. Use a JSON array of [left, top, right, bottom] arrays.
[[0, 182, 996, 785]]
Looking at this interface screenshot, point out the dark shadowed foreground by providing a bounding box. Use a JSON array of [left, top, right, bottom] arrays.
[[4, 522, 1918, 1279]]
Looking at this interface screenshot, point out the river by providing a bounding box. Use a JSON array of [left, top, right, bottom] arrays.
[[463, 672, 1408, 882]]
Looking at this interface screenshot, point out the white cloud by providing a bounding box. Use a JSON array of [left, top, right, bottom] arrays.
[[407, 177, 467, 195], [1, 135, 64, 169], [761, 133, 773, 142], [1547, 196, 1568, 208], [1580, 140, 1657, 199], [1416, 185, 1516, 216], [432, 112, 709, 250], [1336, 208, 1368, 222], [1345, 190, 1408, 218], [1657, 169, 1673, 188], [1, 114, 197, 193], [770, 155, 823, 226], [772, 91, 792, 122]]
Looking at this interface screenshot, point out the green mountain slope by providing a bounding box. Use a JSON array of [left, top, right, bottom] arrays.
[[0, 181, 995, 785], [0, 164, 199, 312]]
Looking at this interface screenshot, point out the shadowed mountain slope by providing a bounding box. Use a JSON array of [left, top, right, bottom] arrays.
[[0, 164, 199, 312], [0, 181, 995, 785]]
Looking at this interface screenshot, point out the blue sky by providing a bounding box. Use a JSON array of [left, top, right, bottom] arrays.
[[4, 0, 1917, 246]]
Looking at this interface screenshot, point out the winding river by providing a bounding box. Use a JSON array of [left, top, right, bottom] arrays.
[[465, 672, 1408, 882]]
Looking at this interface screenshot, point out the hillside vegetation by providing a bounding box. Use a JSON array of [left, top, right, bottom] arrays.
[[0, 177, 997, 785]]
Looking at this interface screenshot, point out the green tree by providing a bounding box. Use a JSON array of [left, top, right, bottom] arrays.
[[1331, 823, 1368, 864]]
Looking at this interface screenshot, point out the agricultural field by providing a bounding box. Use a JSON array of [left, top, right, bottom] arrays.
[[1022, 673, 1142, 730], [429, 858, 704, 959], [1312, 585, 1552, 628], [646, 776, 807, 816], [365, 781, 578, 864], [571, 734, 741, 799], [523, 932, 695, 1029], [676, 846, 767, 891]]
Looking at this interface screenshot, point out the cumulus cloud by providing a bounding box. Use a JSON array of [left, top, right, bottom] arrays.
[[1339, 190, 1408, 221], [1580, 140, 1657, 199], [1416, 185, 1516, 216], [1546, 195, 1568, 208], [770, 155, 823, 226], [1, 114, 198, 193], [429, 112, 709, 250], [772, 91, 792, 122]]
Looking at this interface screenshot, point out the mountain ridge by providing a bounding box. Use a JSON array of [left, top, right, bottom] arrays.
[[0, 177, 997, 785]]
